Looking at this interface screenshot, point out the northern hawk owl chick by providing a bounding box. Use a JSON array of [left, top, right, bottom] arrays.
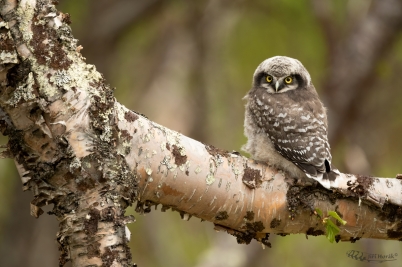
[[242, 56, 338, 189]]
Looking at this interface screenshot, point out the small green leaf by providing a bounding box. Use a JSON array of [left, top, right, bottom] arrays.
[[315, 208, 323, 218], [325, 219, 340, 243], [328, 211, 347, 225]]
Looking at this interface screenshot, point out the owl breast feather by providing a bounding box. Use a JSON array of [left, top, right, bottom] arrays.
[[250, 90, 331, 176]]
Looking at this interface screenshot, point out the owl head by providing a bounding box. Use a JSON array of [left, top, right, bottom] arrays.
[[252, 56, 312, 94]]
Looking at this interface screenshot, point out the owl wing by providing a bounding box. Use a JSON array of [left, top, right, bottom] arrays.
[[264, 108, 331, 178], [272, 139, 327, 176]]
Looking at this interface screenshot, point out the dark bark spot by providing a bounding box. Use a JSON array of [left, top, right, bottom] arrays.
[[0, 119, 9, 136], [306, 227, 324, 236], [350, 237, 360, 243], [378, 203, 402, 223], [286, 185, 341, 220], [84, 208, 100, 237], [63, 13, 72, 25], [64, 171, 75, 181], [242, 166, 262, 189], [277, 233, 289, 236], [387, 222, 402, 238], [58, 241, 69, 266], [32, 127, 45, 138], [221, 223, 270, 247], [270, 218, 281, 229], [101, 247, 119, 267], [87, 242, 101, 258], [120, 129, 132, 141], [40, 142, 49, 150], [179, 211, 192, 220], [161, 205, 171, 212], [98, 174, 107, 183], [0, 30, 15, 52], [244, 211, 254, 221], [124, 111, 138, 122], [76, 176, 96, 191], [6, 61, 32, 88], [30, 19, 72, 70], [234, 232, 253, 245], [205, 144, 230, 157], [215, 211, 229, 221], [260, 234, 271, 248], [172, 145, 187, 166], [245, 221, 265, 233], [101, 207, 116, 222], [49, 193, 79, 217], [346, 174, 374, 197]]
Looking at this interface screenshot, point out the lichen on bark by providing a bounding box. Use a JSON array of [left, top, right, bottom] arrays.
[[1, 1, 139, 266]]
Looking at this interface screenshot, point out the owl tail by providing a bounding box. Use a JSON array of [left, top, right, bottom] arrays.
[[323, 169, 340, 181], [308, 168, 340, 189]]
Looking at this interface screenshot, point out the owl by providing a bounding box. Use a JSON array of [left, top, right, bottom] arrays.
[[242, 56, 339, 189]]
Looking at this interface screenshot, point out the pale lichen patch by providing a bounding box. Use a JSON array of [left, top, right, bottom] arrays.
[[216, 154, 224, 167], [100, 125, 112, 142], [36, 66, 62, 100], [141, 133, 151, 143], [165, 129, 182, 147], [52, 69, 71, 87], [76, 63, 103, 87], [194, 166, 202, 174], [15, 1, 35, 42], [69, 157, 82, 172], [232, 167, 241, 180], [206, 173, 215, 185], [0, 50, 18, 64], [0, 21, 9, 29], [6, 72, 36, 106], [145, 168, 153, 176], [159, 155, 178, 176], [179, 160, 190, 175], [160, 141, 166, 152]]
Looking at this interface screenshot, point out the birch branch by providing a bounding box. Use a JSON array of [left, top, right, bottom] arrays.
[[127, 112, 402, 244]]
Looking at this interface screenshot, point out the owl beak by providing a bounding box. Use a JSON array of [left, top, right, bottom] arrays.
[[275, 81, 280, 92]]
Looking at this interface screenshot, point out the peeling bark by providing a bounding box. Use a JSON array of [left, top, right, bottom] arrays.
[[1, 1, 402, 266]]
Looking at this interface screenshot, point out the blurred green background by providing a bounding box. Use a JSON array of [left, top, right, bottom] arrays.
[[1, 0, 402, 266]]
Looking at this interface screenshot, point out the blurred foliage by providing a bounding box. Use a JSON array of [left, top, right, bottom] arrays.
[[1, 0, 402, 266], [0, 157, 17, 234]]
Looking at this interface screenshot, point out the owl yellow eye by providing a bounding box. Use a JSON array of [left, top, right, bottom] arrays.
[[266, 75, 273, 83], [284, 76, 293, 84]]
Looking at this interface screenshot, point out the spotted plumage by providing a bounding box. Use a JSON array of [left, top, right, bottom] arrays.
[[242, 56, 339, 189]]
